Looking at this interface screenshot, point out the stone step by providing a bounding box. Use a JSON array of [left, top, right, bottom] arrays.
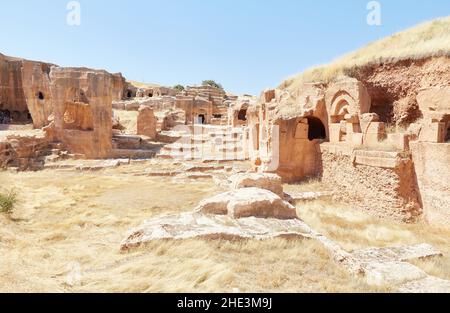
[[209, 132, 243, 138], [51, 149, 61, 155], [156, 133, 183, 144], [353, 150, 410, 169], [156, 153, 196, 161], [49, 141, 64, 149], [162, 145, 199, 153], [44, 155, 61, 163], [111, 149, 157, 159], [217, 146, 243, 153]]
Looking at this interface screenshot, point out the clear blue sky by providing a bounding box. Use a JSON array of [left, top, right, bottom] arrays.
[[1, 0, 449, 94]]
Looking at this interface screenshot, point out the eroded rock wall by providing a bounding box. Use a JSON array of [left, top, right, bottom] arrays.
[[0, 54, 27, 113], [351, 57, 450, 125], [321, 148, 422, 222], [0, 130, 51, 170], [49, 67, 115, 158], [411, 142, 450, 229], [21, 60, 54, 128]]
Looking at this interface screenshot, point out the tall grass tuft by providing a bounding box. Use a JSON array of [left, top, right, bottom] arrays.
[[0, 190, 17, 214]]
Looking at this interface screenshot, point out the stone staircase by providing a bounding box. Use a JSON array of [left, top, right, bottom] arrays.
[[43, 142, 85, 163], [156, 125, 248, 162], [111, 134, 162, 159]]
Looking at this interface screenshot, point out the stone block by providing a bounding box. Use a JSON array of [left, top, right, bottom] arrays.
[[330, 123, 342, 143], [419, 122, 446, 143], [387, 133, 409, 151], [352, 133, 363, 146], [365, 122, 386, 145], [346, 122, 361, 135]]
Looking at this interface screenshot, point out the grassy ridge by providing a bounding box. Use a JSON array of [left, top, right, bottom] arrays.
[[280, 16, 450, 90]]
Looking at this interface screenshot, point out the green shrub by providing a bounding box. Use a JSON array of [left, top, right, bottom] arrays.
[[173, 84, 185, 92], [202, 80, 223, 90], [0, 190, 17, 214]]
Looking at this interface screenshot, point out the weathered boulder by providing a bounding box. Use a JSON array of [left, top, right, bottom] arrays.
[[121, 212, 314, 251], [137, 105, 157, 139], [362, 261, 427, 287], [230, 173, 284, 197], [194, 187, 298, 219]]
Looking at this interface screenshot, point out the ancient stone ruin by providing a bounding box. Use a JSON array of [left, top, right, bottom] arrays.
[[1, 52, 449, 229], [1, 50, 449, 292], [246, 59, 450, 229]]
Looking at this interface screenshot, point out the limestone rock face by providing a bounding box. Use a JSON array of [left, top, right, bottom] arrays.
[[1, 53, 127, 161], [195, 187, 298, 219], [137, 105, 157, 139], [20, 60, 54, 128], [230, 173, 284, 197], [0, 54, 27, 114], [49, 67, 116, 159]]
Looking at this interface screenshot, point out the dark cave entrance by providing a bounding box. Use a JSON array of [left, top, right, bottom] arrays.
[[238, 109, 247, 121], [198, 114, 206, 124], [306, 117, 326, 141]]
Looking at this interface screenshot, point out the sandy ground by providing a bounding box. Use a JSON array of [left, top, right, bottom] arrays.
[[113, 110, 138, 135], [0, 163, 449, 292]]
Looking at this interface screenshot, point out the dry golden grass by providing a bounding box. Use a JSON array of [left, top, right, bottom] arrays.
[[281, 16, 450, 90], [283, 178, 329, 194], [0, 165, 448, 292], [295, 198, 450, 281], [127, 80, 160, 89], [0, 165, 383, 293]]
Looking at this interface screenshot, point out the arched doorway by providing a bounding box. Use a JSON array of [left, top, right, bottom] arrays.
[[331, 99, 350, 123], [306, 117, 326, 141], [198, 114, 206, 124], [238, 109, 247, 121], [330, 97, 352, 143]]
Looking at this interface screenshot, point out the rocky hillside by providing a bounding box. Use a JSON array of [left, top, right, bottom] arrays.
[[280, 17, 450, 126]]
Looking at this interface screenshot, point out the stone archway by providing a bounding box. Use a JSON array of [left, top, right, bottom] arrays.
[[305, 116, 326, 141], [331, 98, 351, 123], [238, 109, 247, 121], [329, 94, 355, 143]]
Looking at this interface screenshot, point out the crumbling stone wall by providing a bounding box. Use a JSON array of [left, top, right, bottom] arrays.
[[0, 130, 51, 170], [321, 149, 422, 222], [49, 67, 115, 158], [0, 54, 27, 112], [411, 142, 450, 229], [275, 118, 324, 182]]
